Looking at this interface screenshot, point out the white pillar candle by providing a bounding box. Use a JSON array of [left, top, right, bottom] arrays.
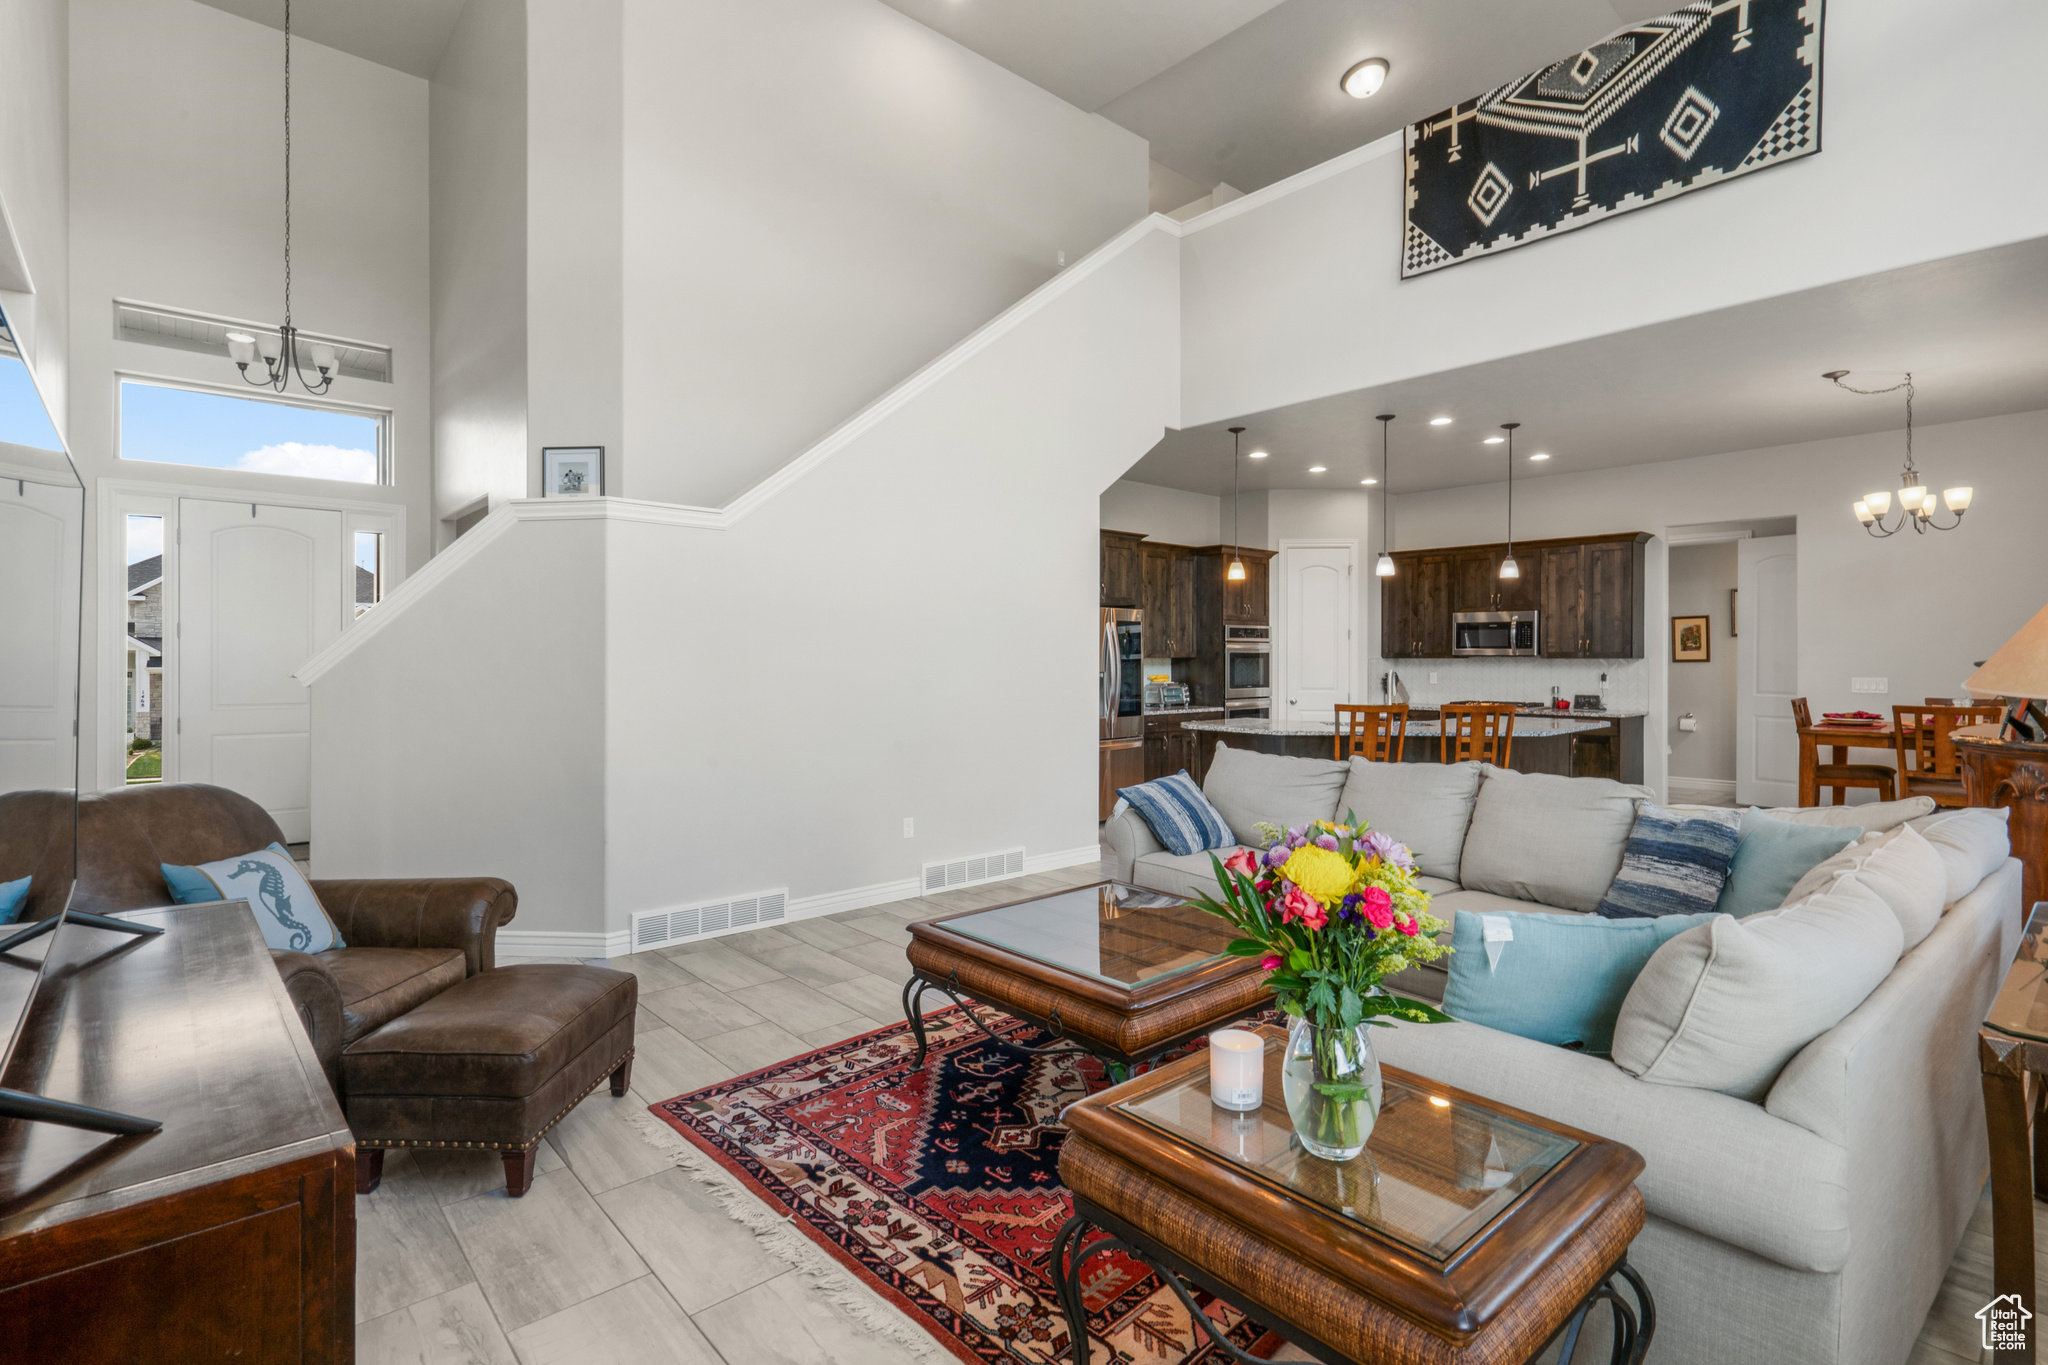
[[1208, 1029, 1264, 1112]]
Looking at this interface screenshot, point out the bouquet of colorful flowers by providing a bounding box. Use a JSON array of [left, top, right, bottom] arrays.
[[1192, 813, 1454, 1031]]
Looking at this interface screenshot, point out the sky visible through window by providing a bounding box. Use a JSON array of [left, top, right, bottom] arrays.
[[120, 380, 379, 484], [0, 356, 64, 451]]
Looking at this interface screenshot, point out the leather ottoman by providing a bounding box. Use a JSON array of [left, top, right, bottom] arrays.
[[343, 964, 637, 1196]]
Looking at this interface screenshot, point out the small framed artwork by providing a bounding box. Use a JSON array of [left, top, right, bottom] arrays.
[[1672, 615, 1710, 663], [542, 446, 604, 499]]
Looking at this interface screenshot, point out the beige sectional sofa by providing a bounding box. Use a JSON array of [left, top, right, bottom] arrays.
[[1100, 742, 2021, 1365]]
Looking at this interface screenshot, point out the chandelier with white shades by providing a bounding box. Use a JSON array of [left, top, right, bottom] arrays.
[[1828, 371, 1972, 537]]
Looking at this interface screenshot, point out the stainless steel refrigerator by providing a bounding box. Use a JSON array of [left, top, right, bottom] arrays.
[[1100, 607, 1143, 740]]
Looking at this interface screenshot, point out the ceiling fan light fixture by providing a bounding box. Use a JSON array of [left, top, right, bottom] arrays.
[[1341, 58, 1390, 99]]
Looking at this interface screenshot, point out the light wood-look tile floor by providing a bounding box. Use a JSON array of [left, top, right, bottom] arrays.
[[354, 858, 2022, 1364]]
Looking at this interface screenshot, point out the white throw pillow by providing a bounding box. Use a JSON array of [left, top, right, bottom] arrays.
[[1612, 878, 1904, 1100], [1760, 796, 1935, 834], [1780, 824, 1946, 950], [1907, 807, 2013, 905]]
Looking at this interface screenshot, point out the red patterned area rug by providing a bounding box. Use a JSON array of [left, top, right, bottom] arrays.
[[647, 1005, 1285, 1365]]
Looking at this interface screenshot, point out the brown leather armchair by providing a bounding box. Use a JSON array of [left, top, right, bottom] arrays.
[[0, 784, 515, 1089]]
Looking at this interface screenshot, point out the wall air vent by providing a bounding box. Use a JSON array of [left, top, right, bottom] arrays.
[[921, 847, 1025, 894], [630, 889, 788, 952], [113, 298, 393, 383]]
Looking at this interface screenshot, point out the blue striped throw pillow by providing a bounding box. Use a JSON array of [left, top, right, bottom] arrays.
[[1118, 771, 1235, 858], [1596, 802, 1742, 919]]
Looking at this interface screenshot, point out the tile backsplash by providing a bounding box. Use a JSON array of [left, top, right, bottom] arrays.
[[1371, 657, 1651, 712]]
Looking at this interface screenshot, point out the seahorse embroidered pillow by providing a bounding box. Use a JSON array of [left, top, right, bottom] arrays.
[[161, 842, 345, 953]]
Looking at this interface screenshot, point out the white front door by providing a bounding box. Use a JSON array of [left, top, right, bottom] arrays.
[[1736, 534, 1799, 807], [179, 499, 343, 841], [1282, 543, 1355, 724], [0, 478, 83, 794]]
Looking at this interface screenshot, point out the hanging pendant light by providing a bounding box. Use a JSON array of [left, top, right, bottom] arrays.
[[1825, 371, 1971, 537], [1374, 414, 1397, 577], [1498, 422, 1521, 579], [1227, 426, 1247, 581], [228, 0, 338, 396]]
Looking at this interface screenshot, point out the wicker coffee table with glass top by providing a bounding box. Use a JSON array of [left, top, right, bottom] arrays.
[[901, 880, 1272, 1073], [1054, 1025, 1655, 1365]]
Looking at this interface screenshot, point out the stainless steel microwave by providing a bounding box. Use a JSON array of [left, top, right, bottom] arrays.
[[1452, 611, 1539, 657]]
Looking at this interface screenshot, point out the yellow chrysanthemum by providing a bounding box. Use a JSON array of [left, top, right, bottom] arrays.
[[1277, 846, 1356, 907]]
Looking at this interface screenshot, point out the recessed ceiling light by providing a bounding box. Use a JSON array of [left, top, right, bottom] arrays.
[[1360, 477, 1378, 485], [1308, 466, 1327, 473], [1428, 416, 1453, 426], [1530, 452, 1551, 461], [1248, 449, 1268, 459], [1482, 436, 1505, 445], [1341, 58, 1390, 99]]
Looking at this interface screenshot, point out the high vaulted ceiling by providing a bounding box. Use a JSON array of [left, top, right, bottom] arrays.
[[882, 0, 1678, 193], [193, 0, 468, 79], [1118, 239, 2048, 497]]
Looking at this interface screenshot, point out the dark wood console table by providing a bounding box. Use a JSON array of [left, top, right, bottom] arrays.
[[0, 901, 355, 1363]]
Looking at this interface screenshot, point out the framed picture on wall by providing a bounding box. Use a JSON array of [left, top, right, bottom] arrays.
[[1672, 615, 1710, 663], [542, 446, 604, 499]]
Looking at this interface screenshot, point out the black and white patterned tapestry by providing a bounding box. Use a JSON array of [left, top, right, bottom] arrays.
[[1402, 0, 1822, 277]]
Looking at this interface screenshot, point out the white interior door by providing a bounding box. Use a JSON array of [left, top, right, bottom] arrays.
[[179, 499, 342, 841], [0, 478, 83, 794], [1282, 543, 1354, 724], [1736, 534, 1799, 807]]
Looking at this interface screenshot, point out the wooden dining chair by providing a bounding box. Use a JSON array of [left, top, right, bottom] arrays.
[[1441, 704, 1515, 767], [1334, 704, 1408, 763], [1893, 703, 2005, 808], [1790, 697, 1897, 805]]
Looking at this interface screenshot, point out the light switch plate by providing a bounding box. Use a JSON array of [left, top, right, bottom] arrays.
[[903, 818, 915, 838], [1851, 677, 1889, 694]]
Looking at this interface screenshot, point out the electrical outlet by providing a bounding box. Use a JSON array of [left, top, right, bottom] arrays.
[[1429, 672, 1438, 684], [903, 817, 914, 838], [1851, 677, 1889, 694]]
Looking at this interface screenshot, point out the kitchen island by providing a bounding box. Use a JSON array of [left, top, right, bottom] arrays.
[[1184, 709, 1644, 783]]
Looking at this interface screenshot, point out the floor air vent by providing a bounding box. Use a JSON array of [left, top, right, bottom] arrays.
[[921, 847, 1025, 893], [631, 889, 788, 952]]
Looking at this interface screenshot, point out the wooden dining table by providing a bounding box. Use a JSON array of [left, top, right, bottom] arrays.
[[1796, 721, 1901, 808]]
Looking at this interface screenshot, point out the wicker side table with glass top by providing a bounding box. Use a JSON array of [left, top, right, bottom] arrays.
[[1980, 902, 2048, 1360]]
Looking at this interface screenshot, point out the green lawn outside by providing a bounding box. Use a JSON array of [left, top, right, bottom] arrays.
[[126, 750, 161, 782]]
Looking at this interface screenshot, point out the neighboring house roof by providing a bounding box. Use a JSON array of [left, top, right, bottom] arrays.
[[126, 633, 161, 659], [128, 554, 163, 594], [356, 564, 377, 604]]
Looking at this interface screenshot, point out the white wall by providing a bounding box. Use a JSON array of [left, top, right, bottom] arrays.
[[616, 0, 1148, 508], [67, 0, 431, 787], [309, 221, 1182, 943], [1177, 0, 2048, 429], [430, 0, 527, 542], [1100, 479, 1219, 545], [1379, 408, 2048, 798], [0, 0, 69, 435], [1668, 542, 1738, 789]]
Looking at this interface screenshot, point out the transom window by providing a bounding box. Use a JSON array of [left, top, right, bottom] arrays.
[[118, 378, 387, 485]]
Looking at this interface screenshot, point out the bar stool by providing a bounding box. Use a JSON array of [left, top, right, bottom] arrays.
[[1441, 704, 1515, 767], [1334, 704, 1408, 762]]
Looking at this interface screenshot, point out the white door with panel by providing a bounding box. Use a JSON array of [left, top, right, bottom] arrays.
[[179, 499, 342, 841], [1282, 544, 1355, 724], [0, 479, 84, 793], [1736, 535, 1799, 807]]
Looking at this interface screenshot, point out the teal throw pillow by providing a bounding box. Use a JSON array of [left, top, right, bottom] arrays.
[[1713, 809, 1862, 917], [161, 842, 345, 953], [1442, 909, 1716, 1054], [0, 874, 31, 925]]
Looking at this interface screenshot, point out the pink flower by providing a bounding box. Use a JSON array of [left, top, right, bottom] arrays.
[[1259, 954, 1282, 971], [1395, 914, 1420, 938], [1279, 883, 1327, 930], [1222, 848, 1259, 878], [1359, 885, 1394, 932], [1314, 833, 1340, 851]]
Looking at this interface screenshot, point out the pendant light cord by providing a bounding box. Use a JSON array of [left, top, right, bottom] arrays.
[[1505, 426, 1514, 559], [1379, 415, 1393, 549]]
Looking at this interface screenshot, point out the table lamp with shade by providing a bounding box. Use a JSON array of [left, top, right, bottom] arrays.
[[1964, 602, 2048, 741]]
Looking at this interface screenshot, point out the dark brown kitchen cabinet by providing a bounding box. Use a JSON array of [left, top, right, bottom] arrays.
[[1385, 533, 1646, 659], [1383, 552, 1454, 658], [1100, 530, 1145, 608], [1143, 709, 1215, 783], [1537, 543, 1588, 659], [1223, 551, 1272, 626], [1453, 547, 1538, 614], [1584, 539, 1643, 657], [1141, 545, 1197, 658]]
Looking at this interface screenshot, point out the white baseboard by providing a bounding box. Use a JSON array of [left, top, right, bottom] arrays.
[[1668, 777, 1739, 806], [497, 843, 1108, 961]]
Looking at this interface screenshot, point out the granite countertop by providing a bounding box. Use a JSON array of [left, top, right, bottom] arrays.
[[1400, 705, 1647, 720], [1142, 704, 1226, 715], [1184, 715, 1618, 738]]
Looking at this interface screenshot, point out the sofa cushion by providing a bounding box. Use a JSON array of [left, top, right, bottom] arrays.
[[1414, 875, 1461, 896], [1612, 878, 1905, 1100], [1333, 759, 1482, 883], [1907, 806, 2012, 905], [1116, 772, 1234, 856], [1131, 848, 1249, 902], [1430, 887, 1583, 919], [1200, 743, 1348, 847], [320, 945, 468, 1044], [1595, 803, 1741, 920], [1758, 796, 1934, 833], [1443, 909, 1716, 1054], [1373, 1019, 1852, 1273], [1783, 824, 1948, 949], [1712, 810, 1861, 918], [1458, 767, 1650, 914]]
